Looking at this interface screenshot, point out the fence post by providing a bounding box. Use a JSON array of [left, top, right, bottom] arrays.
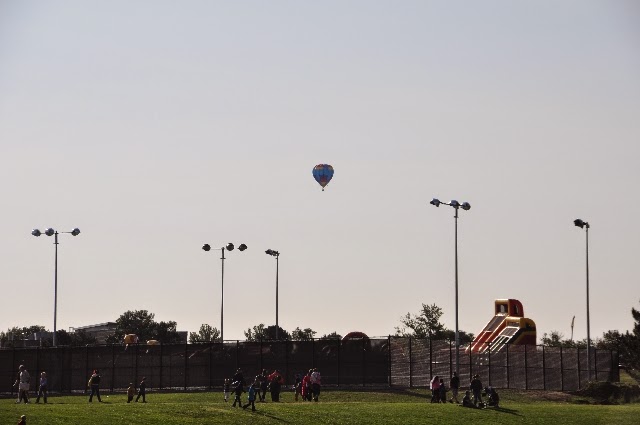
[[60, 346, 65, 393], [284, 340, 289, 384], [542, 345, 546, 390], [85, 345, 89, 394], [184, 342, 188, 391], [337, 338, 341, 386], [259, 338, 263, 372], [488, 341, 491, 386], [506, 344, 510, 389], [135, 342, 139, 388], [236, 340, 239, 370], [449, 339, 453, 377], [111, 344, 116, 393], [35, 347, 40, 392], [387, 336, 392, 387], [468, 341, 472, 380], [159, 342, 163, 390], [362, 337, 366, 387], [524, 345, 528, 390], [560, 346, 564, 391], [209, 341, 213, 390], [577, 347, 581, 389], [429, 334, 433, 380], [408, 337, 413, 388], [594, 348, 598, 381], [312, 338, 316, 368]]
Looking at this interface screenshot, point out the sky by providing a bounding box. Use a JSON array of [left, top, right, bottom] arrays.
[[1, 0, 639, 343]]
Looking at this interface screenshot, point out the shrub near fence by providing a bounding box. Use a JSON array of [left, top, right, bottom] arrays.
[[0, 337, 618, 394]]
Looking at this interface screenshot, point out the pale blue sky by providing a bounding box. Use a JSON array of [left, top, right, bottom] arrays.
[[1, 1, 639, 342]]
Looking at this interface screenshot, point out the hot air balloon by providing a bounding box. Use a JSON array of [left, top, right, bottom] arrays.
[[312, 164, 334, 191]]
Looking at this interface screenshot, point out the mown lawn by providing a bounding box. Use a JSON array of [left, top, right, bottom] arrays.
[[1, 389, 638, 424]]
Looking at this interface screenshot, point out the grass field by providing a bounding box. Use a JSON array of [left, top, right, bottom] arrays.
[[1, 389, 639, 425]]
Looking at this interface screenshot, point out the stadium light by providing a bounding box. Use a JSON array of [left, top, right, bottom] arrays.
[[574, 218, 592, 381], [32, 227, 81, 347], [429, 198, 471, 377], [202, 242, 247, 342], [265, 249, 280, 339]]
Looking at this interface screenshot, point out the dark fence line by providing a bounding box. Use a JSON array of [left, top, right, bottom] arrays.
[[0, 337, 618, 394]]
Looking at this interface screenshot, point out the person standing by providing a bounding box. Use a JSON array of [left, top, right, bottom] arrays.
[[302, 370, 312, 401], [449, 372, 460, 404], [18, 365, 30, 404], [88, 369, 102, 402], [127, 383, 135, 403], [231, 381, 244, 408], [310, 368, 322, 402], [135, 377, 146, 403], [429, 375, 440, 403], [35, 372, 48, 403], [293, 373, 302, 402], [268, 370, 284, 402], [258, 369, 269, 402], [469, 374, 483, 407], [242, 381, 258, 411], [223, 378, 230, 402]]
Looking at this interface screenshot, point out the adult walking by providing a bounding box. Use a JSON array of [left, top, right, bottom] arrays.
[[310, 368, 322, 402], [17, 365, 30, 404], [88, 369, 103, 402], [135, 377, 146, 402], [301, 370, 312, 401]]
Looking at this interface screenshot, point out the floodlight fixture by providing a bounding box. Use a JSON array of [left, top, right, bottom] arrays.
[[430, 198, 441, 207], [31, 226, 81, 347]]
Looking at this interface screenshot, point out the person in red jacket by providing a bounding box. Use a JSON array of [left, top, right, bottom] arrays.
[[301, 370, 312, 401]]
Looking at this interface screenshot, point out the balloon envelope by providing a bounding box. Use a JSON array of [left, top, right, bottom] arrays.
[[313, 164, 334, 190]]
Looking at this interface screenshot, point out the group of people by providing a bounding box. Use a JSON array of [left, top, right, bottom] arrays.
[[224, 367, 322, 411], [87, 369, 146, 403], [430, 372, 500, 409], [13, 365, 48, 404]]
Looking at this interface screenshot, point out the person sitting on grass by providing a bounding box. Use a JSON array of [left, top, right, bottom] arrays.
[[485, 386, 500, 408], [17, 415, 26, 425], [461, 391, 476, 408]]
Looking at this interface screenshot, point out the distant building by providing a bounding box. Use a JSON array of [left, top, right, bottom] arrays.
[[69, 322, 117, 344]]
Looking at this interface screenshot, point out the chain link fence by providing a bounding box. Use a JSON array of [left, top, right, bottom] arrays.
[[1, 337, 618, 394]]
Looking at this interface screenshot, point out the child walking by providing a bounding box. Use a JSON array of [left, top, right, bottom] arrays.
[[223, 378, 230, 402], [242, 381, 258, 411], [231, 381, 243, 408]]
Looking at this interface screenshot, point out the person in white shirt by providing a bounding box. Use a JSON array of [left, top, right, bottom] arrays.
[[310, 368, 321, 402], [17, 365, 30, 404]]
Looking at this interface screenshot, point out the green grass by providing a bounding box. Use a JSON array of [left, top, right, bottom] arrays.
[[1, 389, 639, 425]]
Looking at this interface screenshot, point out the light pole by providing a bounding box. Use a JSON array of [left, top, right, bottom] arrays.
[[430, 198, 471, 376], [574, 218, 591, 381], [32, 227, 81, 347], [202, 242, 247, 342], [265, 249, 280, 339]]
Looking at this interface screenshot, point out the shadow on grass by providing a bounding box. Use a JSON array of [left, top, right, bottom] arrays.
[[488, 406, 522, 416], [248, 410, 290, 422]]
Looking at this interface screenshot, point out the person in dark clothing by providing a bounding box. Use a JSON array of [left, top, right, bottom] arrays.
[[88, 369, 102, 402], [231, 381, 244, 407], [35, 372, 47, 403], [469, 375, 483, 407], [232, 369, 245, 386], [259, 369, 269, 402], [135, 377, 147, 402], [439, 378, 447, 403], [449, 372, 460, 403], [294, 373, 302, 401], [460, 390, 476, 408], [268, 370, 284, 402], [485, 386, 500, 407], [242, 382, 258, 411]]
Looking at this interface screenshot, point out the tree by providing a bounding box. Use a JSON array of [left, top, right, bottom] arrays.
[[290, 327, 316, 341], [244, 324, 291, 341], [189, 324, 220, 343], [0, 326, 48, 347], [54, 329, 97, 346], [319, 332, 342, 340], [106, 310, 182, 344], [540, 331, 585, 348]]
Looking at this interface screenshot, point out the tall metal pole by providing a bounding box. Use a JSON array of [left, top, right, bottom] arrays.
[[275, 254, 279, 340], [53, 232, 59, 347], [454, 207, 460, 375], [220, 247, 225, 343], [586, 225, 591, 380]]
